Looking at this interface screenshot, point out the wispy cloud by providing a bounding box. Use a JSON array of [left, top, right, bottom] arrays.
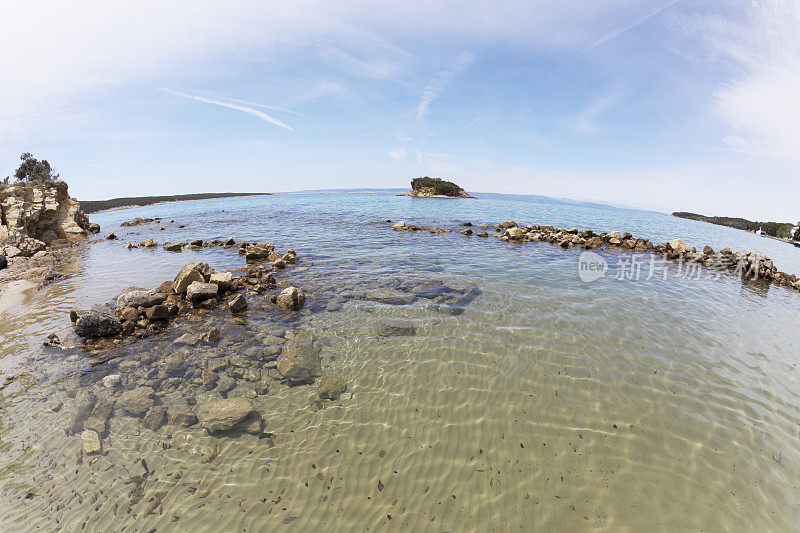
[[565, 91, 621, 135], [416, 52, 474, 120], [566, 0, 682, 64], [161, 89, 295, 132], [389, 148, 408, 162]]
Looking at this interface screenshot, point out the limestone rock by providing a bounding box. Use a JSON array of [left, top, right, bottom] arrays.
[[81, 430, 102, 455], [275, 286, 305, 310], [173, 263, 204, 293], [142, 405, 167, 431], [186, 281, 218, 305], [276, 331, 321, 381], [197, 398, 254, 433], [318, 374, 347, 400], [117, 387, 155, 416], [117, 289, 166, 309]]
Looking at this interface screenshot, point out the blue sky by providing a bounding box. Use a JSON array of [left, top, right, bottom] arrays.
[[1, 0, 798, 221]]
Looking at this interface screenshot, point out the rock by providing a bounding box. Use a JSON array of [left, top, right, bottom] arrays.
[[271, 258, 286, 269], [106, 232, 116, 240], [721, 247, 733, 255], [173, 263, 205, 293], [477, 232, 489, 238], [197, 398, 254, 433], [667, 238, 687, 254], [117, 289, 166, 309], [215, 376, 236, 394], [460, 228, 473, 235], [186, 281, 218, 305], [276, 331, 321, 381], [142, 405, 167, 431], [202, 327, 221, 343], [163, 243, 182, 252], [191, 239, 203, 247], [504, 227, 524, 240], [74, 306, 123, 338], [102, 374, 121, 388], [318, 374, 347, 400], [0, 255, 7, 270], [119, 307, 139, 322], [209, 271, 232, 290], [606, 231, 621, 240], [68, 390, 96, 434], [229, 293, 247, 313], [224, 237, 236, 246], [174, 333, 200, 346], [392, 221, 407, 230], [43, 333, 61, 347], [81, 430, 102, 455], [167, 405, 198, 427], [375, 320, 416, 337], [275, 286, 305, 310], [145, 304, 169, 321], [703, 245, 714, 255], [499, 221, 518, 230], [117, 387, 155, 417], [0, 181, 95, 245], [141, 239, 157, 248]]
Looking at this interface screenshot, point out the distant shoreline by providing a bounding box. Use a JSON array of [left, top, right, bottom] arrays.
[[82, 193, 272, 214]]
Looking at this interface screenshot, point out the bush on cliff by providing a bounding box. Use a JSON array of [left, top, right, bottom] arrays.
[[411, 177, 464, 197], [6, 153, 60, 184]]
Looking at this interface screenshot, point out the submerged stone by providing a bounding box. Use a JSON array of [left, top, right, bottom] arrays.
[[318, 374, 347, 400], [197, 398, 254, 433]]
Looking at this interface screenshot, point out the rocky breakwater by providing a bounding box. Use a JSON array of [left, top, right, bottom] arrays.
[[391, 219, 800, 295], [0, 181, 100, 286]]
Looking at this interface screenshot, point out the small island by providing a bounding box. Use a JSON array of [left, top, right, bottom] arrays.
[[400, 177, 475, 199]]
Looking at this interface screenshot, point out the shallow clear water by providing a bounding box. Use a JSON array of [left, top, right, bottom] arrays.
[[1, 192, 799, 531]]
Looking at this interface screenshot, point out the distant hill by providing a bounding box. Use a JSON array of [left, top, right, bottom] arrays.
[[672, 211, 794, 239], [80, 192, 271, 213]]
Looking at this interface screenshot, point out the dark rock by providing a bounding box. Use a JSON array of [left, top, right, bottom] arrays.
[[142, 405, 167, 431], [499, 221, 518, 230], [0, 255, 8, 270], [229, 294, 247, 313], [74, 306, 123, 338], [145, 304, 169, 321]]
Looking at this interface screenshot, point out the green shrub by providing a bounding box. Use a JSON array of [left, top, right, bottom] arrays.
[[410, 177, 464, 196]]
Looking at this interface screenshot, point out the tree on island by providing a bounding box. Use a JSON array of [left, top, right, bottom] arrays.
[[5, 152, 60, 185], [794, 226, 800, 241], [411, 176, 465, 197]]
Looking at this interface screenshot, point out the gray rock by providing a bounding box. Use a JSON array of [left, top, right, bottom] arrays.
[[117, 289, 167, 309], [163, 242, 182, 252], [74, 306, 122, 338], [275, 286, 305, 310], [197, 398, 254, 433], [146, 304, 170, 321], [68, 390, 96, 434], [216, 376, 236, 394], [167, 405, 198, 427], [186, 281, 219, 305], [81, 430, 102, 455], [209, 271, 232, 291], [117, 387, 155, 416], [229, 294, 247, 313], [276, 331, 321, 382], [504, 227, 524, 240], [102, 374, 122, 388], [318, 374, 347, 400], [142, 405, 167, 430]]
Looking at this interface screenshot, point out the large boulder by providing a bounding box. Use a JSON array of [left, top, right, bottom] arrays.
[[275, 286, 305, 310], [276, 331, 321, 381], [173, 263, 204, 293], [74, 306, 123, 338], [209, 271, 233, 291], [186, 281, 219, 305], [117, 289, 166, 309], [504, 227, 524, 240], [197, 398, 254, 433]]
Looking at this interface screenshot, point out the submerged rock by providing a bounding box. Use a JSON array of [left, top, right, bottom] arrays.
[[142, 405, 167, 431], [81, 430, 102, 455], [74, 306, 123, 338], [277, 331, 321, 382], [318, 374, 347, 400], [167, 405, 198, 427], [117, 387, 155, 417], [197, 398, 254, 433]]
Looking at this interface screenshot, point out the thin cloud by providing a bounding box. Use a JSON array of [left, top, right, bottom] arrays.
[[566, 0, 682, 64], [161, 89, 295, 132], [416, 52, 474, 120]]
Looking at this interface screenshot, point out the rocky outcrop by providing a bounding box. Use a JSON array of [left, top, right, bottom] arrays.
[[0, 181, 98, 251]]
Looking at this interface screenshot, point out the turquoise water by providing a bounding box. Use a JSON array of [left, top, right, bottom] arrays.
[[1, 192, 799, 530]]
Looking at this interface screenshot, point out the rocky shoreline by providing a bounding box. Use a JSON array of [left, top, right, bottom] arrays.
[[389, 220, 800, 294]]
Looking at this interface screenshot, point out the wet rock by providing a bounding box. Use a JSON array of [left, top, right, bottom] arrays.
[[74, 306, 122, 338], [477, 232, 489, 238], [117, 289, 167, 309], [215, 376, 236, 394], [119, 307, 139, 323], [197, 398, 254, 433], [275, 286, 305, 310], [186, 281, 218, 305], [202, 367, 219, 390], [117, 387, 155, 417], [276, 331, 321, 382], [318, 374, 347, 400], [102, 374, 121, 388], [81, 430, 102, 455], [392, 221, 406, 230], [163, 243, 182, 252], [141, 239, 157, 248], [173, 263, 205, 293], [43, 333, 61, 348], [145, 304, 169, 321], [142, 405, 167, 431], [667, 238, 687, 254], [375, 320, 416, 337], [167, 405, 198, 427], [174, 333, 200, 346], [367, 288, 415, 306], [504, 227, 524, 240], [106, 232, 116, 240], [229, 293, 247, 313], [499, 221, 518, 230], [703, 245, 714, 255], [254, 379, 270, 395], [460, 228, 472, 235], [68, 390, 96, 434], [233, 413, 263, 434], [202, 327, 221, 343]]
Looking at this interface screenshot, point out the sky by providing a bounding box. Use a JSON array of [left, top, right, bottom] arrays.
[[0, 0, 798, 221]]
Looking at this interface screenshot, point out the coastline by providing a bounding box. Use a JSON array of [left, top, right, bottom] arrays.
[[89, 194, 272, 214]]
